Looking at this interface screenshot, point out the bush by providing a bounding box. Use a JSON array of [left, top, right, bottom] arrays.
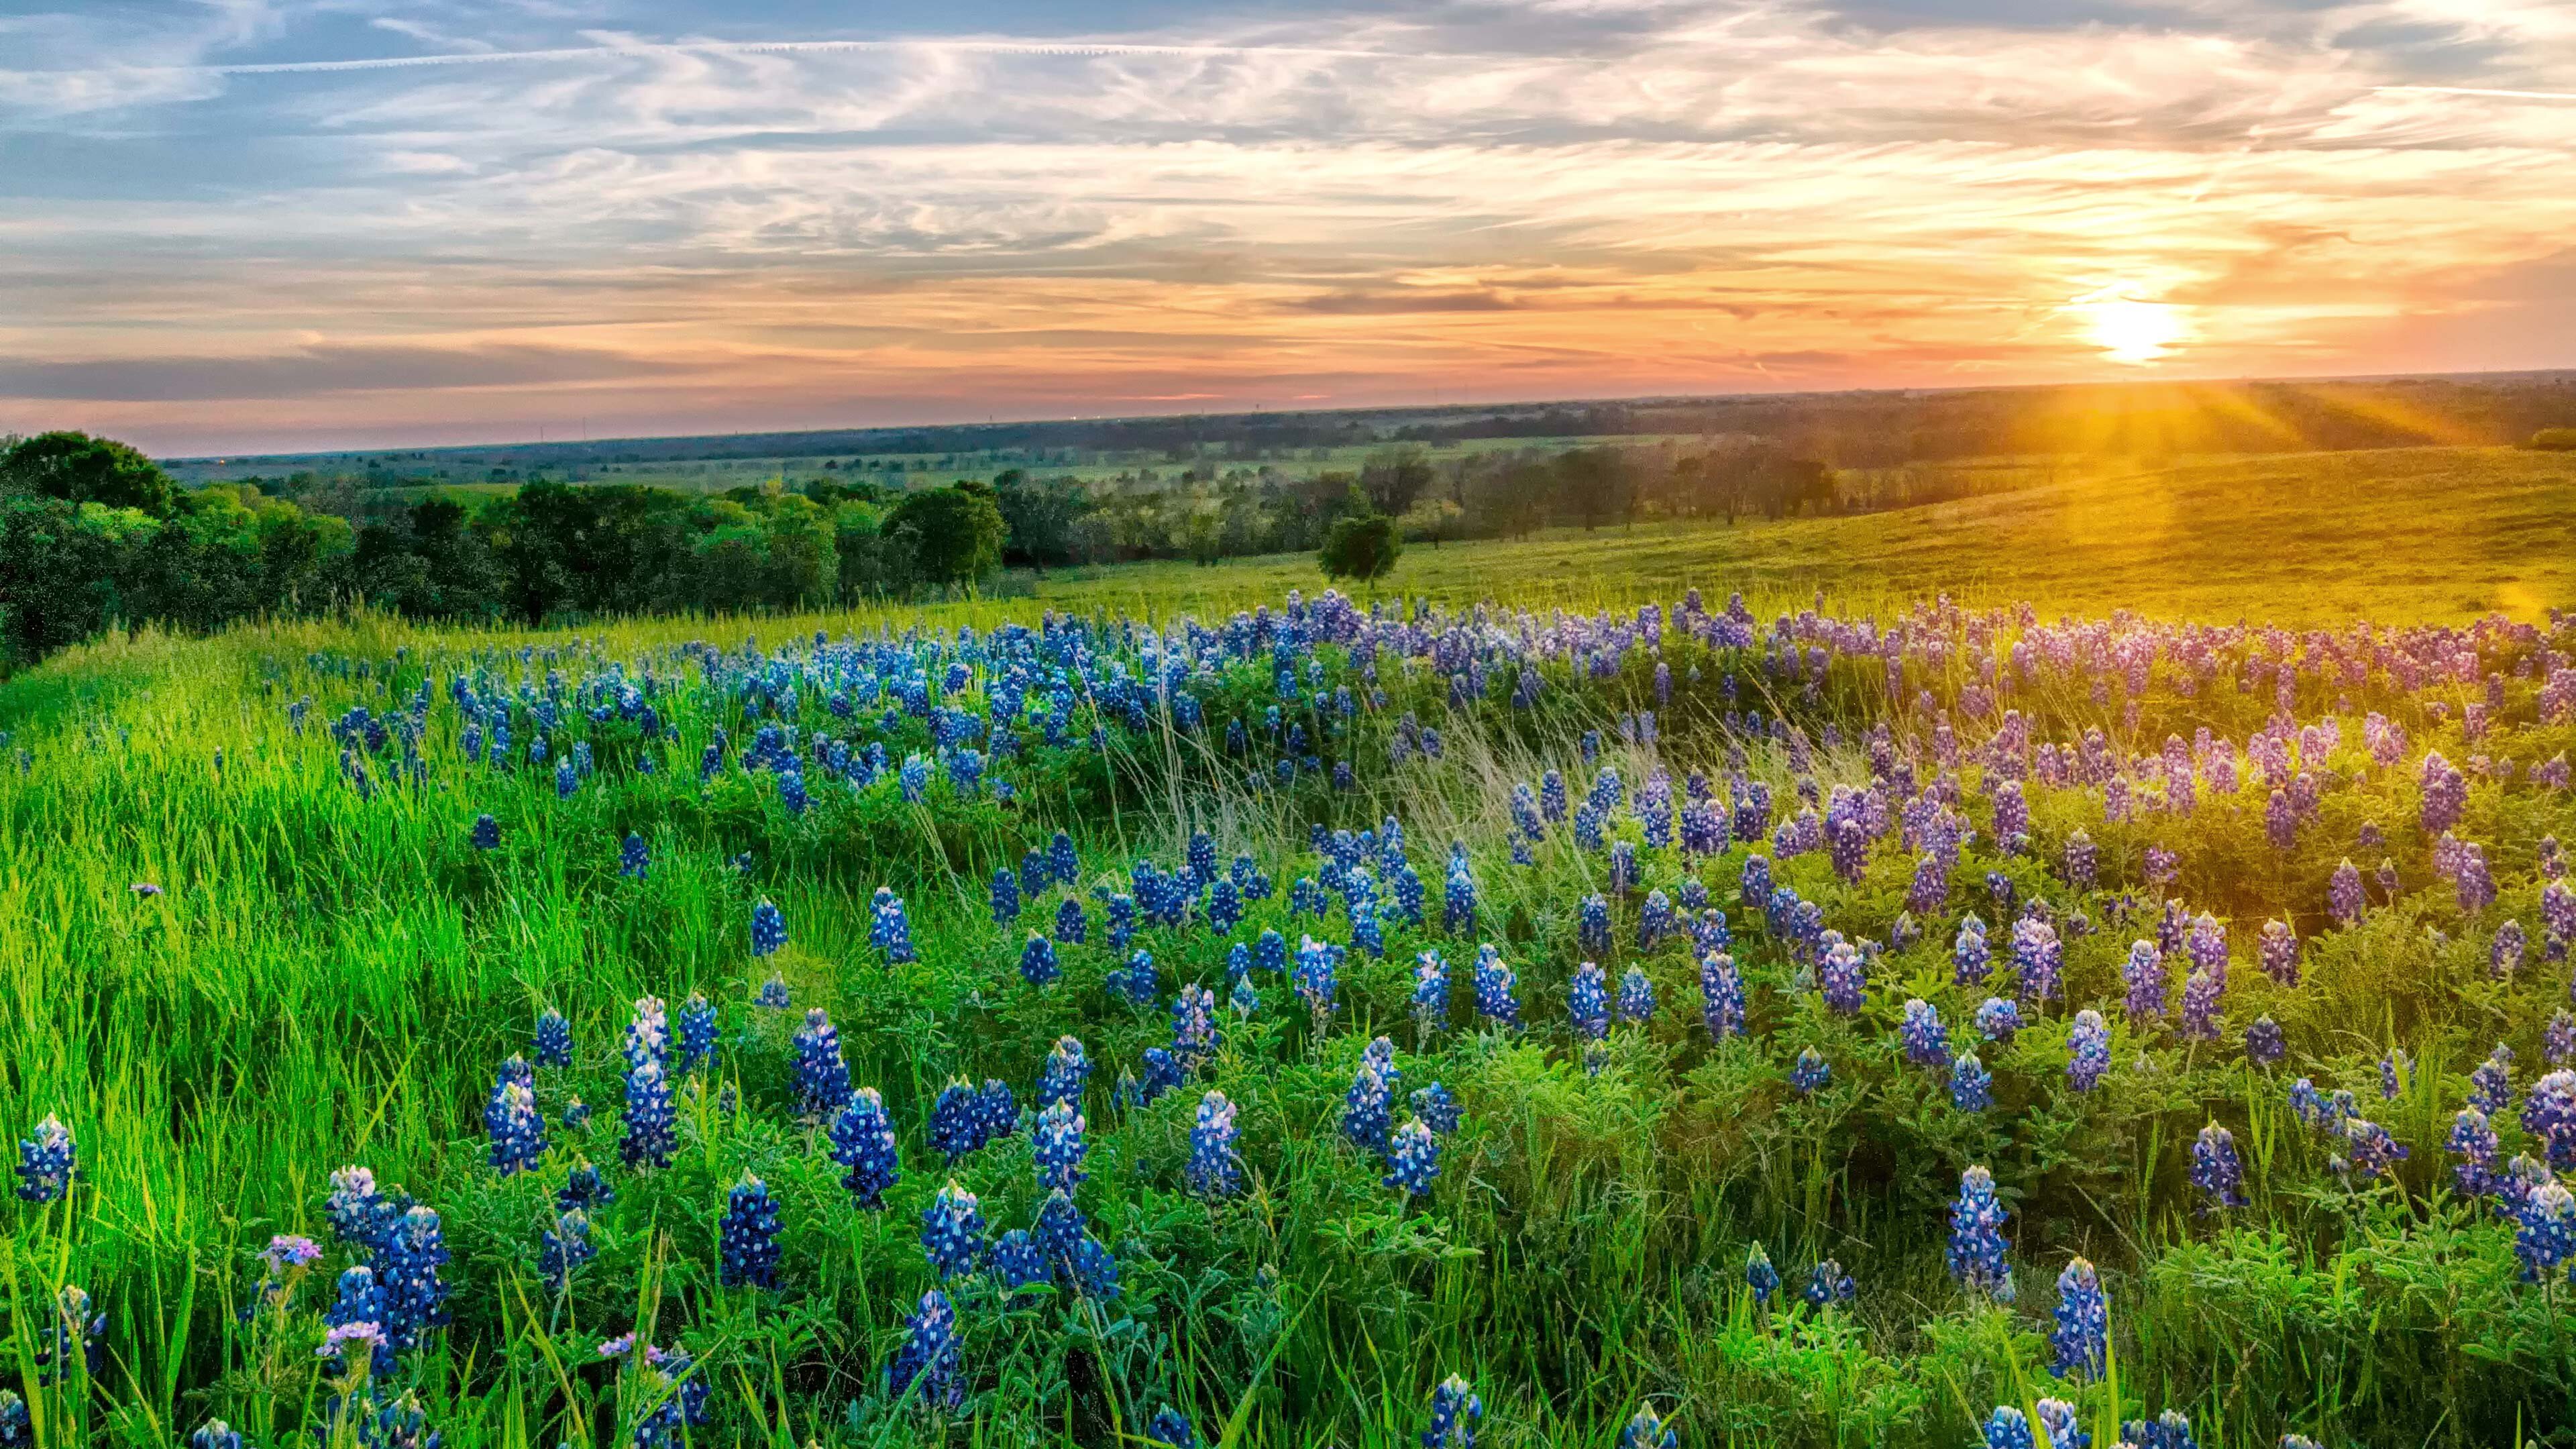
[[1320, 508, 1401, 582], [2530, 427, 2576, 451]]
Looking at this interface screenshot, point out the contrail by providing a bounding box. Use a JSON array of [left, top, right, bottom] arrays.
[[2371, 85, 2576, 102], [39, 36, 1440, 80]]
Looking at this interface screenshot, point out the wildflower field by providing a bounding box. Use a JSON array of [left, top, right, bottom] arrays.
[[7, 557, 2576, 1449]]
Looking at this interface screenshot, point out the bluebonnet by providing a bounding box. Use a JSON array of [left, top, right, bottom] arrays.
[[2513, 1181, 2576, 1283], [1976, 997, 2022, 1044], [189, 1421, 244, 1449], [380, 1205, 450, 1355], [989, 867, 1020, 925], [1909, 854, 1949, 916], [1400, 1080, 1460, 1136], [1803, 1260, 1856, 1306], [1187, 1091, 1241, 1197], [1790, 1048, 1831, 1094], [1474, 943, 1521, 1026], [1985, 1408, 2036, 1449], [533, 1009, 574, 1068], [1901, 999, 1951, 1067], [886, 1289, 963, 1412], [1609, 840, 1637, 894], [2122, 941, 2165, 1022], [1148, 1406, 1199, 1449], [899, 754, 930, 802], [2012, 917, 2061, 1004], [1619, 1405, 1676, 1449], [1637, 890, 1674, 951], [1568, 961, 1610, 1046], [619, 833, 649, 879], [1617, 966, 1656, 1025], [2178, 970, 2222, 1042], [1254, 927, 1287, 975], [2449, 1108, 2500, 1197], [1951, 1053, 1992, 1112], [1423, 1375, 1481, 1449], [2051, 1256, 2107, 1377], [1020, 934, 1060, 987], [2245, 1016, 2286, 1066], [2034, 1400, 2084, 1449], [621, 1056, 677, 1171], [1344, 1061, 1394, 1152], [2551, 1011, 2576, 1067], [2470, 1044, 2514, 1114], [484, 1061, 547, 1177], [1701, 953, 1744, 1040], [1171, 983, 1220, 1067], [675, 994, 717, 1073], [1444, 860, 1479, 934], [794, 1008, 853, 1118], [755, 974, 790, 1009], [2325, 857, 2367, 926], [1384, 1119, 1440, 1197], [1819, 939, 1867, 1014], [1578, 893, 1611, 953], [920, 1181, 988, 1279], [1055, 896, 1088, 944], [2259, 920, 2300, 986], [1746, 1243, 1780, 1303], [470, 814, 500, 851], [2341, 1117, 2410, 1180], [1050, 830, 1079, 886], [1404, 950, 1451, 1036], [2121, 1411, 2199, 1449], [1033, 1099, 1089, 1192], [2063, 830, 2097, 889], [1111, 949, 1159, 1006], [871, 887, 918, 963], [750, 899, 788, 958], [2067, 1011, 2111, 1092], [828, 1087, 902, 1208], [1948, 1165, 2015, 1302], [1295, 935, 1342, 1029], [321, 1267, 390, 1377], [718, 1174, 783, 1289], [15, 1116, 74, 1203], [1955, 915, 1992, 986], [1039, 1036, 1090, 1110], [2521, 1070, 2576, 1169], [930, 1081, 983, 1164]]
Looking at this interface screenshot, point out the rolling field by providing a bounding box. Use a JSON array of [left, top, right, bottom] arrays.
[[1024, 447, 2576, 626], [3, 449, 2576, 1449]]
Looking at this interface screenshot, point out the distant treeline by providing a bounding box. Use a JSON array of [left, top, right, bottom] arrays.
[[179, 373, 2576, 476]]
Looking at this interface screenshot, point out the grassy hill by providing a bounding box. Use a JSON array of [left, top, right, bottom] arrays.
[[1024, 445, 2576, 625]]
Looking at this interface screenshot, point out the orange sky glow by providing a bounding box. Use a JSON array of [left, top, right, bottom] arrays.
[[4, 1, 2573, 455]]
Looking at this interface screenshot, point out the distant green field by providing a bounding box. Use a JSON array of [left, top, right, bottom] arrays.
[[1020, 446, 2576, 625]]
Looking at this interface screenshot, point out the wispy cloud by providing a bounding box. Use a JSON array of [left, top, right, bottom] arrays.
[[3, 0, 2571, 453]]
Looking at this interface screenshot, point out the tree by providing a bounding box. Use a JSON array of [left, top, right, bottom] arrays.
[[1319, 488, 1401, 584], [992, 472, 1089, 570], [1360, 445, 1434, 517], [885, 484, 1007, 587], [0, 431, 176, 517]]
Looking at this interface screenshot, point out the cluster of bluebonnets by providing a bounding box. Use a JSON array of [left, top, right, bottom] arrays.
[[14, 586, 2576, 1448]]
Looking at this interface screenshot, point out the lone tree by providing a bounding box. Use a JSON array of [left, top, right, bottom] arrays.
[[1318, 487, 1401, 584]]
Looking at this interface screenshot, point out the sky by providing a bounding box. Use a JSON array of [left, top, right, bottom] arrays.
[[4, 0, 2574, 457]]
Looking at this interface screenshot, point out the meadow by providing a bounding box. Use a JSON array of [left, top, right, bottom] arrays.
[[4, 452, 2576, 1449]]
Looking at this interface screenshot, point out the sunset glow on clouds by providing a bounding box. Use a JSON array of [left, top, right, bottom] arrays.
[[4, 0, 2574, 453]]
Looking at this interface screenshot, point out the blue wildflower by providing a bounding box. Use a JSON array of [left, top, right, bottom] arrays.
[[1422, 1375, 1481, 1449], [1474, 943, 1521, 1026], [794, 1008, 853, 1118], [1384, 1119, 1440, 1197], [15, 1116, 74, 1204], [750, 899, 788, 957], [2051, 1256, 2107, 1377], [533, 1009, 574, 1067], [1951, 1052, 1992, 1112], [1746, 1243, 1780, 1304], [920, 1181, 987, 1279], [828, 1087, 902, 1208], [1947, 1165, 2015, 1302], [886, 1289, 963, 1411], [619, 833, 649, 879], [1033, 1099, 1089, 1193], [718, 1173, 783, 1289]]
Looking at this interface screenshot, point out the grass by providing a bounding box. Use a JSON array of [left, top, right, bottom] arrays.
[[2, 449, 2575, 1448], [1018, 446, 2576, 625]]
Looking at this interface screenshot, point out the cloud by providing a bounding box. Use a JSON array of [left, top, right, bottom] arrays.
[[2, 0, 2572, 452]]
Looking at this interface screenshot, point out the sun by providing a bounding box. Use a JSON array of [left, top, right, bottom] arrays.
[[2070, 290, 2188, 366]]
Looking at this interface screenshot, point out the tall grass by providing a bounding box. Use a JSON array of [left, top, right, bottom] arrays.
[[1, 584, 2572, 1448]]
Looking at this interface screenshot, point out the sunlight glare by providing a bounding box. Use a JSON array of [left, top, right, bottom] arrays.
[[2074, 290, 2188, 366]]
